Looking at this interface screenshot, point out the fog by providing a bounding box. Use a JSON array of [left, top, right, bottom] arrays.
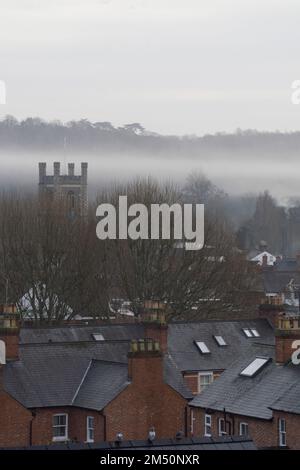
[[0, 151, 298, 205]]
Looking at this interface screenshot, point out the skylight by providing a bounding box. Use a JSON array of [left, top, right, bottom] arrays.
[[92, 333, 104, 341], [242, 328, 253, 338], [195, 341, 210, 354], [240, 357, 270, 377], [251, 329, 260, 337], [214, 335, 227, 346]]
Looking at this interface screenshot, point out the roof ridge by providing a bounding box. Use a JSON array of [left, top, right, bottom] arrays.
[[20, 339, 131, 346], [169, 317, 268, 325], [71, 360, 92, 405], [90, 359, 128, 367]]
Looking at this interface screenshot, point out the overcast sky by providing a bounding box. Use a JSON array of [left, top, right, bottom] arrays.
[[0, 0, 300, 135]]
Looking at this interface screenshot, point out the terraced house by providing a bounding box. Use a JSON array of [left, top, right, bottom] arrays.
[[190, 316, 300, 449], [0, 302, 297, 449]]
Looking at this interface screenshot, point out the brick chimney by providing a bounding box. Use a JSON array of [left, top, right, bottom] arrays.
[[128, 339, 163, 385], [141, 300, 168, 354], [275, 315, 300, 364], [0, 304, 20, 361]]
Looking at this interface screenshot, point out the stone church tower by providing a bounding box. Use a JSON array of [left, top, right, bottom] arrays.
[[38, 162, 88, 217]]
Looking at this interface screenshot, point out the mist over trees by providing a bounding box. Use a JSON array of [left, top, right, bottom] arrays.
[[0, 176, 259, 324], [2, 115, 300, 158]]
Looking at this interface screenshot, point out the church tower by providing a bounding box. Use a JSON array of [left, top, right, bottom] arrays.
[[38, 162, 88, 217]]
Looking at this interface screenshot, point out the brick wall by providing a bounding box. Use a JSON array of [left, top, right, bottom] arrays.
[[31, 407, 105, 446], [183, 371, 222, 395], [0, 331, 19, 360], [0, 389, 32, 447], [273, 411, 300, 450], [190, 408, 286, 449], [275, 332, 298, 364], [104, 350, 188, 441]]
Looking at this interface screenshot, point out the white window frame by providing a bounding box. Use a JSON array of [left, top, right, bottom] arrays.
[[218, 418, 227, 436], [250, 329, 260, 337], [242, 328, 253, 338], [52, 413, 68, 442], [240, 357, 269, 377], [239, 422, 249, 436], [279, 418, 287, 447], [92, 333, 104, 341], [195, 341, 210, 354], [204, 414, 212, 437], [198, 372, 213, 393], [86, 416, 95, 443], [214, 335, 227, 346]]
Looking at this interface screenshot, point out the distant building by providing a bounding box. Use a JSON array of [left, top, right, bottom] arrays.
[[38, 161, 88, 217], [250, 250, 277, 266]]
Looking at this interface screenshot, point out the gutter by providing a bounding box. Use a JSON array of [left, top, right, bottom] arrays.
[[29, 410, 36, 446]]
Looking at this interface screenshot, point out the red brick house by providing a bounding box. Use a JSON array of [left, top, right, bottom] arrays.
[[0, 302, 290, 449], [189, 316, 300, 449], [0, 305, 192, 448]]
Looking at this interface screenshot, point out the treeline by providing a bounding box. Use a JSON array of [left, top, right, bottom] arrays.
[[0, 176, 258, 324], [1, 115, 300, 157]]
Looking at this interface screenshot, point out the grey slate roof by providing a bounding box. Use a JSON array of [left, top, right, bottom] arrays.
[[7, 318, 273, 411], [73, 361, 130, 410], [190, 345, 300, 420], [262, 270, 300, 293], [4, 339, 192, 409], [270, 380, 300, 415], [167, 318, 274, 372], [20, 324, 144, 344]]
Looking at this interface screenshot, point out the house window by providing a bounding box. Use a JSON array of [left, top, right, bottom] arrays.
[[68, 191, 75, 210], [87, 416, 94, 443], [279, 418, 286, 447], [218, 418, 226, 436], [214, 335, 227, 346], [198, 372, 213, 393], [52, 414, 68, 441], [239, 422, 249, 436], [204, 414, 212, 437], [91, 333, 104, 341], [250, 329, 260, 337], [242, 328, 253, 338], [195, 341, 210, 354], [240, 357, 270, 377]]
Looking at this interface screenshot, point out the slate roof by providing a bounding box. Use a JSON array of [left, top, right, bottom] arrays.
[[167, 318, 274, 372], [270, 380, 300, 415], [190, 345, 300, 420], [4, 340, 192, 409], [6, 318, 274, 411], [20, 324, 144, 344], [73, 361, 130, 410], [5, 436, 257, 450], [262, 271, 300, 294]]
